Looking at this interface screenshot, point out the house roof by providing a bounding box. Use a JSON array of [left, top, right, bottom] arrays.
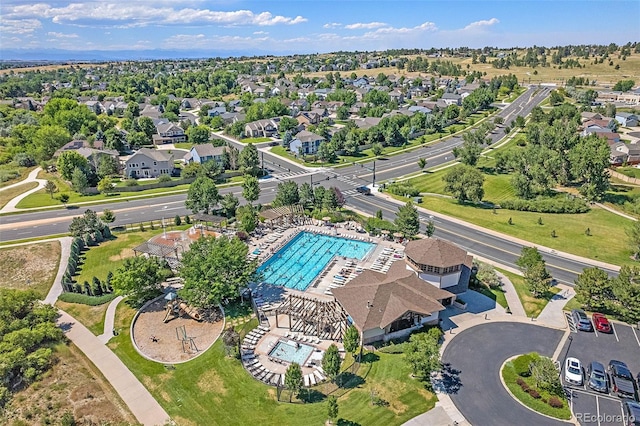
[[332, 261, 453, 331], [156, 122, 183, 134], [404, 238, 469, 268], [128, 147, 173, 162], [294, 130, 324, 143], [191, 143, 225, 157]]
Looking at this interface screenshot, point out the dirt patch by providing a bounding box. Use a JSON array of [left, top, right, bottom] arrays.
[[197, 369, 227, 395], [373, 379, 409, 414], [1, 343, 137, 425], [0, 241, 60, 297], [132, 298, 224, 363], [108, 247, 135, 262]]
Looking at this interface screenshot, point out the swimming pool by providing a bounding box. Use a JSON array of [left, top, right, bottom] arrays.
[[257, 231, 374, 291], [269, 340, 314, 365]]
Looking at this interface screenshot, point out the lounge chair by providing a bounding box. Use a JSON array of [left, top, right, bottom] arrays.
[[309, 374, 317, 386], [304, 375, 310, 387], [314, 370, 325, 382]]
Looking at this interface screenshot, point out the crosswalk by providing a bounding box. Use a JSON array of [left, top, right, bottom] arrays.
[[270, 170, 309, 179]]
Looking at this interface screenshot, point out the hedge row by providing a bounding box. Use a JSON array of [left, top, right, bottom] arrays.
[[500, 197, 590, 214], [57, 292, 117, 306]]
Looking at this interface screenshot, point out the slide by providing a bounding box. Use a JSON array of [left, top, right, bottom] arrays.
[[178, 302, 202, 321]]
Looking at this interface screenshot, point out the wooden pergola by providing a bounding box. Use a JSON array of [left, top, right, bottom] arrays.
[[192, 213, 227, 228], [132, 241, 179, 259], [274, 293, 348, 341], [259, 204, 308, 227]]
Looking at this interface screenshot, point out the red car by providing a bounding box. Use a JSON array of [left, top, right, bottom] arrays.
[[592, 313, 612, 333]]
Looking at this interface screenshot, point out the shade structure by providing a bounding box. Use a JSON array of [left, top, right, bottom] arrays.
[[164, 292, 178, 301], [393, 232, 403, 238], [322, 216, 332, 221], [380, 230, 390, 235]]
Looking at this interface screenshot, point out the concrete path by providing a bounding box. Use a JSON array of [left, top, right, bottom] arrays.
[[97, 296, 124, 344], [57, 310, 171, 426], [43, 236, 73, 305], [537, 284, 574, 329], [0, 167, 46, 213], [595, 202, 637, 221], [0, 167, 40, 192], [496, 270, 527, 317]]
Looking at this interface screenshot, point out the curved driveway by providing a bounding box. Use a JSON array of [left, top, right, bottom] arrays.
[[442, 322, 570, 426]]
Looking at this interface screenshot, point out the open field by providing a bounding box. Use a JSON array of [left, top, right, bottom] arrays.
[[0, 165, 33, 188], [498, 269, 560, 318], [0, 181, 38, 208], [1, 342, 138, 426], [0, 241, 60, 298], [55, 299, 110, 336], [107, 302, 436, 426]]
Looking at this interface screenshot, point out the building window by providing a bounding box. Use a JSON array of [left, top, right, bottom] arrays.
[[154, 161, 157, 166]]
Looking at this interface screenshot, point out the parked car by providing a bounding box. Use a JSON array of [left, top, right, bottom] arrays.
[[571, 309, 593, 331], [592, 313, 612, 333], [609, 360, 637, 400], [623, 400, 640, 425], [356, 186, 371, 195], [565, 357, 583, 386], [587, 361, 609, 393]]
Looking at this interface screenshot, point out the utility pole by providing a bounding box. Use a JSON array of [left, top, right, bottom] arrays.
[[261, 151, 264, 176]]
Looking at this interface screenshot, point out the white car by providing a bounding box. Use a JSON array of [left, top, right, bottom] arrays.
[[564, 357, 583, 386]]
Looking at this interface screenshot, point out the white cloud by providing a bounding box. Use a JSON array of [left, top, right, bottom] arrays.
[[4, 3, 307, 27], [253, 31, 268, 35], [47, 31, 79, 38], [0, 18, 42, 34], [344, 22, 387, 30], [323, 22, 342, 29], [362, 21, 438, 37], [463, 18, 500, 31], [163, 33, 270, 49]]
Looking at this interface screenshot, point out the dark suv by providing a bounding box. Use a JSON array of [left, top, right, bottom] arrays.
[[587, 361, 608, 393], [623, 400, 640, 425], [571, 309, 593, 331]]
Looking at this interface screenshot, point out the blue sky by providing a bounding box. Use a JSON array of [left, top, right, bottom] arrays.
[[1, 0, 638, 54]]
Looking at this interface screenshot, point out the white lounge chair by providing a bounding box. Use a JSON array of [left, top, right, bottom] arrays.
[[304, 375, 310, 387], [309, 373, 317, 386]]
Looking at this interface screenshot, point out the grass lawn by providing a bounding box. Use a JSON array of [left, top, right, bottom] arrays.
[[0, 241, 61, 298], [241, 137, 272, 144], [498, 269, 560, 318], [107, 302, 437, 426], [56, 299, 110, 336], [0, 181, 38, 208], [74, 226, 190, 284], [472, 287, 509, 309], [174, 143, 194, 150], [502, 357, 571, 420], [615, 166, 640, 179], [0, 164, 33, 188]]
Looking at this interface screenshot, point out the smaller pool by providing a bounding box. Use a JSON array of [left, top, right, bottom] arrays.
[[269, 340, 314, 365]]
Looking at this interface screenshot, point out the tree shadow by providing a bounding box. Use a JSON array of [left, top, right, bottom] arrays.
[[299, 388, 325, 403], [337, 419, 362, 426], [338, 372, 365, 389], [439, 362, 463, 394], [360, 352, 379, 363]]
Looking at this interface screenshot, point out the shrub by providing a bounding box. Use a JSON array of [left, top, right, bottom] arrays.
[[378, 342, 409, 354], [516, 377, 528, 389], [386, 182, 420, 198], [57, 293, 117, 306], [174, 215, 182, 226], [184, 215, 191, 224], [500, 197, 589, 214], [124, 178, 138, 187], [158, 174, 172, 183], [526, 388, 541, 399], [548, 396, 564, 408], [513, 354, 535, 377]]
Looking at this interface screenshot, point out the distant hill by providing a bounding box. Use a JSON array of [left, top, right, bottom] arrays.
[[0, 48, 265, 62]]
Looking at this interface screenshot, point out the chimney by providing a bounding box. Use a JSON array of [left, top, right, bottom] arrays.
[[366, 301, 371, 309]]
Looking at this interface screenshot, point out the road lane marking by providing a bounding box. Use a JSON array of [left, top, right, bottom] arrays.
[[632, 326, 640, 348], [611, 323, 620, 342], [16, 231, 32, 235], [596, 393, 601, 426]]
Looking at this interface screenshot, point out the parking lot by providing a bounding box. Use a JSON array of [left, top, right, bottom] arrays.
[[561, 313, 640, 425]]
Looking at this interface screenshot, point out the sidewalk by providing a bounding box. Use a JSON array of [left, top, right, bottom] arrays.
[[43, 236, 73, 305], [0, 167, 46, 213], [97, 295, 124, 344], [57, 310, 171, 426], [0, 167, 40, 192], [496, 270, 527, 317], [537, 284, 574, 328]]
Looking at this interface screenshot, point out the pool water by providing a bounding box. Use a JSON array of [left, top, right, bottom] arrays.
[[269, 340, 314, 365], [258, 232, 374, 290]]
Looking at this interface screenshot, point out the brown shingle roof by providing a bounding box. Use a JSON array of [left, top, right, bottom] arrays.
[[404, 238, 468, 268], [332, 262, 453, 332]]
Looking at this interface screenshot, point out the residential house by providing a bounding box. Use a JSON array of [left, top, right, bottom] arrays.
[[85, 100, 103, 114], [124, 148, 174, 178], [352, 117, 382, 130], [289, 130, 325, 155], [153, 122, 187, 145], [244, 119, 279, 138], [615, 112, 638, 127], [610, 142, 640, 165], [186, 143, 225, 166], [296, 111, 322, 127], [332, 259, 457, 344], [207, 106, 227, 117], [408, 105, 432, 114], [580, 112, 604, 123], [389, 90, 404, 104], [219, 112, 245, 125], [441, 93, 462, 106], [76, 147, 120, 171]]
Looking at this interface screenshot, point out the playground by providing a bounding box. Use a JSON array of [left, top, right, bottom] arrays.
[[131, 294, 224, 363]]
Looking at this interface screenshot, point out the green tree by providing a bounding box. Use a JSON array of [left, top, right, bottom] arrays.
[[322, 187, 339, 211], [611, 266, 640, 322], [97, 155, 119, 178], [317, 141, 337, 163], [371, 142, 383, 157], [284, 363, 303, 401], [417, 158, 427, 170], [97, 176, 115, 194], [187, 125, 210, 144], [425, 220, 436, 237], [516, 246, 545, 271], [549, 90, 564, 106], [274, 181, 299, 206], [626, 221, 640, 259], [574, 267, 612, 311], [322, 344, 342, 384], [237, 205, 258, 233], [343, 325, 360, 356], [138, 116, 156, 139], [475, 262, 501, 288], [57, 151, 88, 180], [181, 162, 202, 179], [395, 201, 420, 238], [443, 165, 484, 203], [174, 214, 182, 226], [71, 167, 89, 194], [524, 261, 551, 297], [239, 143, 260, 176], [375, 209, 383, 220], [34, 125, 71, 161], [179, 236, 258, 308], [101, 209, 115, 223], [186, 176, 220, 214], [452, 139, 483, 166], [44, 180, 57, 198], [58, 193, 70, 206], [612, 79, 635, 92], [404, 328, 442, 380], [278, 116, 298, 135], [111, 256, 166, 307], [530, 356, 562, 393], [569, 135, 610, 201], [327, 395, 339, 422], [242, 174, 260, 204], [299, 182, 314, 208], [220, 193, 239, 218], [127, 131, 149, 149]]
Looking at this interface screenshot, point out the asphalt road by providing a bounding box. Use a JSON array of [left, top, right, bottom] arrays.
[[442, 322, 568, 426]]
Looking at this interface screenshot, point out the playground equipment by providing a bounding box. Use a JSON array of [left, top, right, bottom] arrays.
[[162, 295, 203, 323], [176, 325, 198, 353]]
